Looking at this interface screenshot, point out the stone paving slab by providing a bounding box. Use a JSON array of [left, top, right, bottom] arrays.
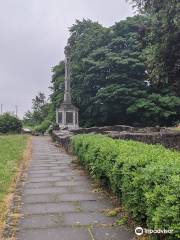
[[18, 228, 91, 240], [20, 214, 62, 229], [63, 212, 117, 225], [28, 170, 61, 174], [92, 226, 134, 240], [17, 137, 134, 240], [71, 184, 94, 192], [24, 186, 69, 195], [22, 193, 61, 204], [27, 173, 52, 178], [79, 200, 112, 212], [54, 180, 90, 187], [51, 172, 82, 177], [24, 182, 54, 189], [30, 163, 66, 166], [27, 176, 67, 182], [30, 166, 71, 170], [22, 202, 77, 214], [59, 193, 98, 201], [65, 175, 91, 181]]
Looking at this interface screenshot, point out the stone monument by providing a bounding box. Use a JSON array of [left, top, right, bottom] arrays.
[[56, 51, 79, 129]]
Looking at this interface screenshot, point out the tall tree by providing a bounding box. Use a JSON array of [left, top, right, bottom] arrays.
[[50, 61, 65, 112], [23, 92, 50, 126], [129, 0, 180, 95], [50, 16, 180, 127], [67, 17, 150, 126], [32, 92, 46, 112]]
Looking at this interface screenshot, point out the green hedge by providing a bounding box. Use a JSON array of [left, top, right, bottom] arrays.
[[72, 134, 180, 239]]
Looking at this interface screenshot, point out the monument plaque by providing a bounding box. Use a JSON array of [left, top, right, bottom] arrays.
[[58, 112, 62, 124], [66, 112, 73, 124]]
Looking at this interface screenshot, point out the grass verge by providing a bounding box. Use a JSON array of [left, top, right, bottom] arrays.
[[0, 135, 31, 233]]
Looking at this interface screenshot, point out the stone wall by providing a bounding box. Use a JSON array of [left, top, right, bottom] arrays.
[[105, 131, 180, 150], [52, 125, 180, 151], [70, 125, 168, 134], [52, 130, 73, 152]]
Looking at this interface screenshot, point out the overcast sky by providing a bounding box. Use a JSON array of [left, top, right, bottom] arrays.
[[0, 0, 134, 118]]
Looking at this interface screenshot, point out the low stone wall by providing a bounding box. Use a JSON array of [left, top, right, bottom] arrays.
[[52, 130, 73, 152], [105, 131, 180, 150], [52, 125, 180, 151], [70, 125, 165, 134], [70, 125, 135, 134]]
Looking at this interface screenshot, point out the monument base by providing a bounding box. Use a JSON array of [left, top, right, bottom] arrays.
[[56, 103, 79, 130]]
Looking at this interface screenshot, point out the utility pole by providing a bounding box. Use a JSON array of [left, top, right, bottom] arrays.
[[15, 105, 18, 117], [1, 104, 3, 115]]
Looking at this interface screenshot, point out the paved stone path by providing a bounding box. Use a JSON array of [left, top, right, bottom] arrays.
[[17, 137, 134, 240]]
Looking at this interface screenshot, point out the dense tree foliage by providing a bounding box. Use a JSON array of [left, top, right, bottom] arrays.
[[50, 16, 180, 127], [50, 61, 65, 111], [0, 113, 22, 133], [129, 0, 180, 95]]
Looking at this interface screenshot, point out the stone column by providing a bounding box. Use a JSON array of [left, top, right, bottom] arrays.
[[64, 54, 72, 104]]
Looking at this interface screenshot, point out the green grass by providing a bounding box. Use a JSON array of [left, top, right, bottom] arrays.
[[0, 135, 28, 209]]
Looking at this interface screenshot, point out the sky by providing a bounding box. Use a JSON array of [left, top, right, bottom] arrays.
[[0, 0, 134, 118]]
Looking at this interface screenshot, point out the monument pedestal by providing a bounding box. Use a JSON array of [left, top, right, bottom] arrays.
[[56, 103, 79, 129]]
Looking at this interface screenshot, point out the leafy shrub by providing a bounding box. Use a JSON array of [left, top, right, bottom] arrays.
[[0, 113, 22, 133], [72, 134, 180, 239], [34, 119, 51, 134]]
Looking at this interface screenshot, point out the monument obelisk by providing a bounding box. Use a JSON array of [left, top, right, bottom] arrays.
[[56, 51, 79, 129], [64, 55, 72, 104]]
